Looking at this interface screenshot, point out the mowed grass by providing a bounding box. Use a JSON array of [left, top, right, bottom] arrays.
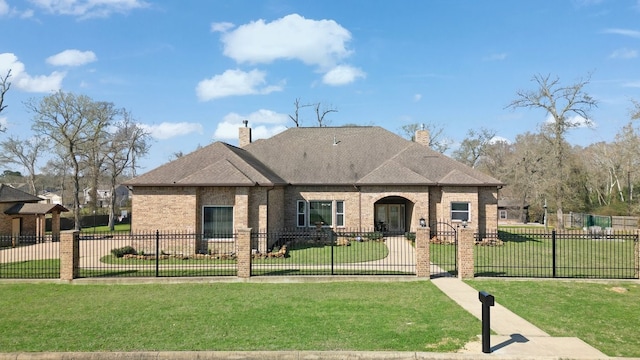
[[466, 280, 640, 358], [0, 282, 479, 352]]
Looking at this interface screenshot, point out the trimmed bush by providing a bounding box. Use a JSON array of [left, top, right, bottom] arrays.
[[111, 246, 137, 258]]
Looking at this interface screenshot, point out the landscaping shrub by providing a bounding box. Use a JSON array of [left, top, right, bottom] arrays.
[[111, 246, 137, 258]]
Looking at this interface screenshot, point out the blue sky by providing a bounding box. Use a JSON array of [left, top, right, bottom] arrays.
[[1, 0, 640, 173]]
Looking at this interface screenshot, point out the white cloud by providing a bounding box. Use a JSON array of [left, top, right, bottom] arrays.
[[489, 136, 511, 145], [211, 21, 234, 33], [0, 117, 7, 130], [140, 122, 203, 140], [609, 48, 638, 59], [603, 28, 640, 38], [322, 65, 366, 86], [413, 94, 422, 102], [29, 0, 149, 19], [545, 114, 593, 128], [196, 68, 283, 101], [483, 53, 508, 61], [46, 49, 97, 66], [0, 0, 8, 15], [0, 53, 65, 92], [220, 13, 353, 69], [213, 109, 288, 141], [623, 81, 640, 88]]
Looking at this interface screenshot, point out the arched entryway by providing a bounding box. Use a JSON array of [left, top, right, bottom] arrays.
[[374, 196, 414, 234]]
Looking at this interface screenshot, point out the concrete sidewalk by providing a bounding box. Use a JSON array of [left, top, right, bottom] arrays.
[[431, 276, 611, 359]]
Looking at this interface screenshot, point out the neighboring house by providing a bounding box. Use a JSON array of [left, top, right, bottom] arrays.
[[39, 191, 62, 205], [498, 199, 529, 224], [83, 185, 130, 208], [0, 184, 68, 240], [125, 125, 503, 251]]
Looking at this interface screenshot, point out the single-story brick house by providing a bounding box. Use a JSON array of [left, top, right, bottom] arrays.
[[0, 184, 68, 242], [125, 125, 503, 251]]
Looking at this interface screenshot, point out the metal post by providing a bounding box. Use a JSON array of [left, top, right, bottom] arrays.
[[479, 291, 495, 354], [552, 230, 557, 278], [155, 230, 160, 277]]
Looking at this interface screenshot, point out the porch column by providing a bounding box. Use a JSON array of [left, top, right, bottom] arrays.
[[415, 227, 430, 278], [51, 211, 61, 242], [236, 228, 252, 278], [457, 227, 475, 279], [60, 231, 79, 281], [36, 214, 45, 242]]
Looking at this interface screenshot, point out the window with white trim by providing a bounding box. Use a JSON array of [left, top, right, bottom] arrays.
[[203, 206, 233, 238], [297, 200, 306, 227], [451, 202, 470, 222], [297, 200, 345, 227], [336, 201, 345, 227], [499, 210, 507, 220]]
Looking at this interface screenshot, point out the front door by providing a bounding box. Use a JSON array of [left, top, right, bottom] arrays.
[[375, 204, 405, 232]]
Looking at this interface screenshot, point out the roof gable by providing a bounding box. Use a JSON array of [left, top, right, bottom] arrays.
[[0, 184, 41, 203], [357, 160, 433, 184], [4, 203, 69, 215], [125, 142, 286, 186]]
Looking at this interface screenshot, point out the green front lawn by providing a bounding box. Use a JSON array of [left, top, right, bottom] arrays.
[[0, 259, 60, 279], [467, 280, 640, 358], [0, 282, 479, 352]]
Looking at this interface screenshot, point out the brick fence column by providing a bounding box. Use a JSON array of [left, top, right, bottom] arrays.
[[457, 227, 475, 279], [415, 227, 430, 278], [236, 228, 252, 278], [60, 231, 79, 281]]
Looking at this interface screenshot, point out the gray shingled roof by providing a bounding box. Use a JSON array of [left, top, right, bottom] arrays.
[[126, 126, 503, 187], [246, 127, 503, 186], [4, 203, 69, 215], [125, 142, 286, 186], [0, 184, 42, 203]]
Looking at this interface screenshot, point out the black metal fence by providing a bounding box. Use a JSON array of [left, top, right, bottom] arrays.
[[250, 229, 416, 276], [0, 235, 60, 279], [475, 228, 639, 279], [79, 231, 237, 278], [429, 222, 458, 277]]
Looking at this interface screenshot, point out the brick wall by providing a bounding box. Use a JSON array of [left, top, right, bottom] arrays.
[[131, 183, 498, 236], [131, 186, 197, 232]]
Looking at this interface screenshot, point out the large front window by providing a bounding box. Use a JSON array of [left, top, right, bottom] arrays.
[[203, 206, 233, 238], [451, 202, 470, 222], [297, 200, 345, 227], [309, 201, 332, 226]]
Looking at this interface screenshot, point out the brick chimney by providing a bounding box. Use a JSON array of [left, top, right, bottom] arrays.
[[415, 124, 430, 147], [239, 120, 252, 147]]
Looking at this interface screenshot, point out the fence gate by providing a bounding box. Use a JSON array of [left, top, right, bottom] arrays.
[[430, 222, 458, 277]]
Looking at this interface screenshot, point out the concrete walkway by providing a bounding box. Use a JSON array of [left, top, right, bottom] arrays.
[[431, 276, 612, 359]]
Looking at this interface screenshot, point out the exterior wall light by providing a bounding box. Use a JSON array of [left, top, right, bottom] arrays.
[[419, 217, 427, 228]]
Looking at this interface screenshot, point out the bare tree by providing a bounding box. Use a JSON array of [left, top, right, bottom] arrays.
[[104, 109, 150, 230], [314, 102, 337, 127], [28, 91, 111, 231], [289, 98, 337, 127], [507, 73, 597, 228], [399, 123, 451, 153], [81, 101, 117, 211], [0, 136, 48, 194], [0, 69, 11, 132], [0, 69, 10, 116], [452, 128, 497, 168], [288, 98, 312, 127]]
